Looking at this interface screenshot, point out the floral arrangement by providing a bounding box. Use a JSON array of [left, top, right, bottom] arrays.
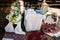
[[9, 2, 21, 23]]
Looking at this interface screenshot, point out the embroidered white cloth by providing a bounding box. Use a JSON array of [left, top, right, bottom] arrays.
[[45, 16, 54, 24], [24, 14, 45, 31], [5, 22, 14, 32], [44, 15, 60, 37], [2, 38, 13, 40], [46, 31, 60, 37], [5, 21, 25, 35]]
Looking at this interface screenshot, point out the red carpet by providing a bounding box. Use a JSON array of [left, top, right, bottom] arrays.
[[26, 31, 54, 40], [26, 31, 43, 40]]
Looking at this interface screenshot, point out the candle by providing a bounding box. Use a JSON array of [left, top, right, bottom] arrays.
[[19, 0, 24, 14]]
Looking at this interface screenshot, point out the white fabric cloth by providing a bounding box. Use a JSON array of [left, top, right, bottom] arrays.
[[44, 7, 60, 37], [5, 21, 25, 35], [15, 22, 25, 34], [54, 31, 60, 37], [45, 16, 54, 24], [24, 14, 45, 31], [46, 31, 60, 37], [44, 14, 60, 37], [5, 22, 14, 32], [2, 38, 13, 40], [25, 8, 36, 16], [44, 16, 60, 37], [56, 19, 60, 30]]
